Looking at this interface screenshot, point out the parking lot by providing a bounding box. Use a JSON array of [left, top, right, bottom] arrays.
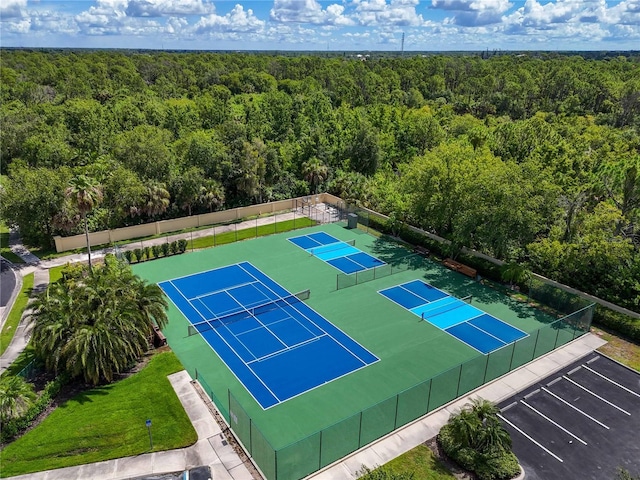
[[498, 353, 640, 480]]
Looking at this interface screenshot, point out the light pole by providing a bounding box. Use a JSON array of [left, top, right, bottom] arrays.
[[146, 419, 153, 450]]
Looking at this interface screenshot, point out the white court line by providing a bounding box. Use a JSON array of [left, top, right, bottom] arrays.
[[164, 280, 281, 408], [191, 280, 260, 301], [541, 387, 609, 429], [238, 262, 378, 367], [582, 365, 640, 398], [497, 413, 563, 463], [562, 376, 631, 415], [521, 400, 587, 445], [247, 334, 328, 365]]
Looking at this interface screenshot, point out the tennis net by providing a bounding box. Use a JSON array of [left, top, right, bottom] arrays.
[[188, 289, 311, 336], [421, 295, 473, 321], [308, 239, 355, 256]]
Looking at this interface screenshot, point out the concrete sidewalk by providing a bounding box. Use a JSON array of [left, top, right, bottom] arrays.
[[5, 371, 255, 480]]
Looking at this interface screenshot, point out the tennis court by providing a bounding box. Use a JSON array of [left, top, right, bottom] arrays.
[[159, 261, 378, 409], [133, 221, 591, 480], [379, 280, 528, 354], [288, 231, 385, 274]]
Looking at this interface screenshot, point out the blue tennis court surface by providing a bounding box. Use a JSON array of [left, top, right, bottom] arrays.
[[288, 231, 385, 274], [379, 280, 527, 354], [159, 262, 378, 409]]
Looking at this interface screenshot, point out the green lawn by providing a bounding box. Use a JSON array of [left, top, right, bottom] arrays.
[[0, 273, 34, 357], [0, 351, 197, 478], [362, 444, 456, 479]]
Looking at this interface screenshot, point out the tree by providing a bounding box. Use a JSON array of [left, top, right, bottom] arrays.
[[0, 376, 37, 423], [302, 157, 329, 194], [438, 398, 518, 480], [0, 162, 71, 247], [30, 257, 168, 385], [142, 182, 171, 218], [65, 175, 103, 273]]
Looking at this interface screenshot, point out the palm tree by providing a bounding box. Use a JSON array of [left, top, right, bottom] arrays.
[[66, 175, 103, 273], [0, 376, 37, 422], [142, 183, 170, 218], [199, 180, 225, 212], [31, 257, 169, 385], [302, 157, 329, 194], [446, 398, 511, 454]]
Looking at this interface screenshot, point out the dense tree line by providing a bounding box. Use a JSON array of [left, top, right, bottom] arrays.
[[0, 50, 638, 311]]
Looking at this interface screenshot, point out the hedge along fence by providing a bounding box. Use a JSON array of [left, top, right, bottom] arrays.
[[121, 239, 187, 264], [334, 202, 639, 324]]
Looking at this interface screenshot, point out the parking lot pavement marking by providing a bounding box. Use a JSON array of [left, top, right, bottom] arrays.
[[521, 400, 587, 445], [562, 375, 631, 415], [497, 413, 564, 463], [581, 365, 640, 398], [541, 387, 610, 429]]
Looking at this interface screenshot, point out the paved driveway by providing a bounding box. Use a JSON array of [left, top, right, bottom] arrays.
[[498, 353, 640, 480]]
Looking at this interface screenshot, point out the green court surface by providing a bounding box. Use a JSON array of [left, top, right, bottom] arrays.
[[133, 223, 576, 479]]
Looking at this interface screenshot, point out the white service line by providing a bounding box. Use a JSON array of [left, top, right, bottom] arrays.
[[497, 413, 563, 463], [541, 387, 609, 429], [521, 400, 587, 445], [582, 365, 640, 399], [562, 376, 631, 415]]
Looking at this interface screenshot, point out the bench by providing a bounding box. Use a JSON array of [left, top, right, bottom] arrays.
[[153, 325, 167, 347], [443, 258, 477, 279], [413, 245, 430, 257]]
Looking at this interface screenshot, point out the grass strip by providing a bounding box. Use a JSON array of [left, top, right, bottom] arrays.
[[190, 217, 315, 250], [0, 273, 34, 357], [361, 444, 456, 479], [0, 351, 197, 478]]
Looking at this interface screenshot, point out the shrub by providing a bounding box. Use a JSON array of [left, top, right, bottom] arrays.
[[152, 245, 162, 258], [161, 242, 170, 257], [438, 399, 519, 480], [594, 306, 640, 343], [177, 239, 188, 253], [0, 375, 68, 443], [169, 241, 178, 255], [133, 248, 143, 263], [123, 250, 133, 263], [143, 246, 151, 260]]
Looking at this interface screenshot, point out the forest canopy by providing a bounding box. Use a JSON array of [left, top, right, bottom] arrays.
[[1, 50, 638, 311]]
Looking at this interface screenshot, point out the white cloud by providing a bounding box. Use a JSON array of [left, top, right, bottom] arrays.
[[270, 0, 355, 25], [126, 0, 214, 18], [353, 0, 426, 26], [0, 0, 27, 19], [194, 5, 265, 33], [432, 0, 512, 25]]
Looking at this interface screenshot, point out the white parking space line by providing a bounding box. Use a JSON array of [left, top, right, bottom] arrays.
[[563, 376, 631, 415], [541, 387, 609, 429], [582, 365, 640, 399], [497, 413, 564, 463], [521, 400, 587, 445]]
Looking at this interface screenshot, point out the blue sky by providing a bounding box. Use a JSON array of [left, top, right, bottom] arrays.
[[1, 0, 639, 51]]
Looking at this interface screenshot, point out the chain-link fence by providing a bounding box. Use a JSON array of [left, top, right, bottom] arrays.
[[199, 301, 594, 480]]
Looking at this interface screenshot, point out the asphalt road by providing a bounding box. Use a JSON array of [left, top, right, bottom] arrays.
[[1, 259, 17, 308]]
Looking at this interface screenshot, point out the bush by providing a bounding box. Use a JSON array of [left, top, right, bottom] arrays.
[[169, 241, 178, 255], [1, 375, 68, 443], [152, 245, 162, 258], [439, 426, 520, 480], [143, 246, 151, 260], [177, 239, 188, 253], [161, 243, 170, 257], [594, 306, 640, 343], [123, 250, 133, 263], [133, 248, 143, 263]]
